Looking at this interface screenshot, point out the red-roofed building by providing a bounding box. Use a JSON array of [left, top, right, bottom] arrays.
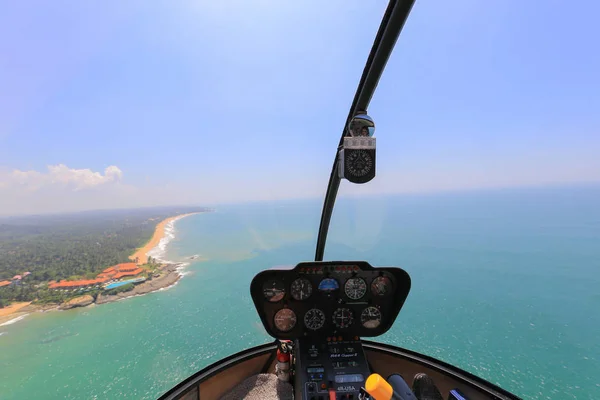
[[114, 263, 138, 272], [0, 280, 11, 287], [12, 275, 22, 280], [48, 277, 109, 290], [23, 272, 31, 277], [48, 262, 146, 290], [113, 268, 144, 280]]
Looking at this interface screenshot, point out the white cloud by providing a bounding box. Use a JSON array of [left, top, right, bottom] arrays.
[[6, 164, 123, 191], [0, 164, 195, 215]]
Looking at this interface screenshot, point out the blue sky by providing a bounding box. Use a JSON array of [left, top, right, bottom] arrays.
[[1, 0, 599, 215]]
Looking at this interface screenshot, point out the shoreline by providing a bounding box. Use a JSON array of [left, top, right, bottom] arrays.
[[0, 265, 184, 326], [0, 212, 201, 326], [0, 303, 58, 326], [130, 212, 199, 265], [96, 263, 182, 304], [0, 301, 31, 318]]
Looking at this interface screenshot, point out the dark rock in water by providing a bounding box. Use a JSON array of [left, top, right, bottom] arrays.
[[40, 332, 78, 344]]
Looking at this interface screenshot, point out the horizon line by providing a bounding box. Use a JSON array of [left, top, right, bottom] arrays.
[[1, 180, 599, 219]]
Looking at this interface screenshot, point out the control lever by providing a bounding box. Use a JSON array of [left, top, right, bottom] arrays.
[[362, 374, 416, 400]]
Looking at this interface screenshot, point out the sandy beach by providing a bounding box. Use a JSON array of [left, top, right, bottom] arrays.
[[0, 301, 31, 317], [129, 213, 197, 264], [0, 302, 32, 325], [0, 212, 199, 325]]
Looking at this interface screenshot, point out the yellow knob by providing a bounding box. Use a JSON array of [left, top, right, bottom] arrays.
[[365, 373, 393, 400]]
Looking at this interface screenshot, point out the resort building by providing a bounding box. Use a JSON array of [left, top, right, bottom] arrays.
[[48, 262, 145, 290], [48, 277, 109, 290]]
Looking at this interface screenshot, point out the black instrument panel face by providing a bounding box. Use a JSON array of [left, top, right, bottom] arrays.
[[250, 261, 411, 339]]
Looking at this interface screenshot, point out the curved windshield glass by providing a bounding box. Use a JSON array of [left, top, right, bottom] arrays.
[[1, 2, 599, 400]]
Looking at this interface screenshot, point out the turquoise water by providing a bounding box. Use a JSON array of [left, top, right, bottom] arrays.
[[1, 186, 599, 399]]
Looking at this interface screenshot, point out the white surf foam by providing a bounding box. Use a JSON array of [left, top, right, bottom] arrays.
[[0, 314, 29, 326], [146, 214, 194, 263]]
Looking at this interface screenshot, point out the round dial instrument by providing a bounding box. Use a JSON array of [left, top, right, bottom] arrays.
[[273, 308, 297, 332], [332, 307, 354, 329], [361, 306, 382, 329], [304, 308, 326, 331], [290, 278, 312, 301], [344, 277, 367, 300], [347, 150, 373, 177], [263, 279, 285, 302], [371, 276, 392, 296]]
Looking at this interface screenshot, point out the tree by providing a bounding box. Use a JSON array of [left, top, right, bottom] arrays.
[[0, 206, 208, 303]]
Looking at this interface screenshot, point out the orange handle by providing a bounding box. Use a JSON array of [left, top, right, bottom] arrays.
[[365, 373, 394, 400]]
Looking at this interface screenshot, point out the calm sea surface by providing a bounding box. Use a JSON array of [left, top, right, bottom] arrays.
[[1, 186, 599, 399]]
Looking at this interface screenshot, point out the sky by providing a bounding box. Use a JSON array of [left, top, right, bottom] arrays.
[[1, 0, 599, 215]]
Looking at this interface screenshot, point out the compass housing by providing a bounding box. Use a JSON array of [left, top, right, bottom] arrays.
[[338, 136, 376, 184]]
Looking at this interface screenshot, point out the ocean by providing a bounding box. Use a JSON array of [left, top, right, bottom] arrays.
[[0, 186, 599, 399]]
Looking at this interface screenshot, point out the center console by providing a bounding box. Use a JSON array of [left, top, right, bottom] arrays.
[[295, 337, 370, 400]]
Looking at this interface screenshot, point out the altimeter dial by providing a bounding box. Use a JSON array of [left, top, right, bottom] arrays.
[[344, 277, 367, 300], [347, 150, 373, 177], [304, 308, 326, 331]]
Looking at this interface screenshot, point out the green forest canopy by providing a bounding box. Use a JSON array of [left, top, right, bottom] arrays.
[[0, 206, 209, 283]]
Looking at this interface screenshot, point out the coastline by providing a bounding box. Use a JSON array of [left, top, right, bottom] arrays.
[[0, 303, 58, 326], [0, 212, 200, 326], [96, 263, 182, 304], [0, 301, 31, 318], [130, 212, 198, 264]]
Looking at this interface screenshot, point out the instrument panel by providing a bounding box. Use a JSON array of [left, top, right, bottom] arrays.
[[250, 261, 411, 339]]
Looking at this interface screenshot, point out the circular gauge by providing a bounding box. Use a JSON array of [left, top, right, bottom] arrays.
[[371, 276, 392, 296], [274, 308, 297, 332], [347, 150, 373, 177], [304, 308, 326, 331], [332, 307, 354, 329], [344, 277, 367, 300], [263, 279, 285, 302], [318, 278, 339, 293], [291, 278, 312, 301], [361, 306, 382, 329]]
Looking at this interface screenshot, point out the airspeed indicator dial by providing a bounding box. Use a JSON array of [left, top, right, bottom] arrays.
[[344, 277, 367, 300], [291, 278, 312, 301], [304, 308, 325, 331]]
